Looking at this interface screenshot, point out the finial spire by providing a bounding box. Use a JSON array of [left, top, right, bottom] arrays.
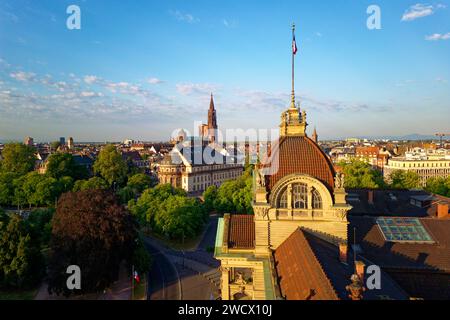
[[209, 92, 215, 110], [290, 22, 298, 109]]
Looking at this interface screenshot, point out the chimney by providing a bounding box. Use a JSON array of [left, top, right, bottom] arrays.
[[339, 243, 348, 264], [355, 261, 366, 282], [368, 190, 374, 205], [437, 203, 449, 219]]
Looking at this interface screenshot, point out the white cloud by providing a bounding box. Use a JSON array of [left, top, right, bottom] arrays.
[[83, 75, 99, 84], [10, 71, 36, 82], [436, 77, 448, 83], [80, 91, 103, 97], [147, 77, 164, 85], [315, 32, 322, 37], [169, 10, 199, 23], [401, 3, 444, 21], [176, 82, 218, 95], [425, 32, 450, 40], [223, 19, 238, 28]]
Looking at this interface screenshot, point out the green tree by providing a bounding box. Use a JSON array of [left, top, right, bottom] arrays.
[[47, 190, 137, 296], [127, 173, 152, 194], [426, 176, 450, 197], [211, 168, 254, 214], [12, 175, 27, 208], [73, 177, 109, 191], [0, 214, 44, 289], [26, 208, 55, 249], [0, 172, 18, 205], [46, 153, 89, 180], [0, 143, 36, 175], [58, 176, 74, 193], [338, 160, 385, 189], [117, 186, 135, 204], [131, 184, 206, 241], [154, 195, 207, 240], [389, 170, 420, 189], [34, 176, 62, 206], [203, 185, 217, 213], [93, 145, 128, 187], [21, 172, 45, 207]]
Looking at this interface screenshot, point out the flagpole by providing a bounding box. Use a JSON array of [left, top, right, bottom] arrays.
[[291, 22, 295, 108], [131, 265, 134, 301]]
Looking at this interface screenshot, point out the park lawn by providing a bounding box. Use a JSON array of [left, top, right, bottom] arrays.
[[0, 288, 38, 300], [132, 277, 147, 300]]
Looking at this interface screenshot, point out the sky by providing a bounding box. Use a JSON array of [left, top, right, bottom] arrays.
[[0, 0, 449, 142]]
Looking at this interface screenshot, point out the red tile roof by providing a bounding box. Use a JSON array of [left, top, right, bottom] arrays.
[[265, 136, 335, 192], [274, 228, 339, 300], [228, 214, 255, 249]]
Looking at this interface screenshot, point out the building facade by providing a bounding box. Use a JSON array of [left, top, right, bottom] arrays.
[[158, 96, 244, 193], [384, 148, 450, 186], [157, 140, 243, 193]]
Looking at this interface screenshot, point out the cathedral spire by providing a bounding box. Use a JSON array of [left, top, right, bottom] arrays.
[[207, 93, 218, 143], [210, 93, 215, 110], [312, 126, 318, 143]]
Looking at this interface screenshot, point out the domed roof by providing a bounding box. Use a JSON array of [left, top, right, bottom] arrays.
[[265, 136, 335, 192]]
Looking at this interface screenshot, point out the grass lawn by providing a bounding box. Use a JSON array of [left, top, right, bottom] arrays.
[[0, 288, 38, 300], [132, 277, 147, 300]]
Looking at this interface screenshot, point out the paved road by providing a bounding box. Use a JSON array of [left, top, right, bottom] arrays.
[[144, 216, 220, 300], [145, 240, 181, 300], [198, 215, 219, 251]]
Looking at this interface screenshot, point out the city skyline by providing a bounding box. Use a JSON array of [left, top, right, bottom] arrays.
[[1, 0, 450, 141]]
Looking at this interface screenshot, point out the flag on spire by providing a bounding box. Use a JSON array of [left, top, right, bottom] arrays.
[[292, 34, 298, 55]]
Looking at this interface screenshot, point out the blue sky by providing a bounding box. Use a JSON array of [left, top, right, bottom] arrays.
[[0, 0, 449, 142]]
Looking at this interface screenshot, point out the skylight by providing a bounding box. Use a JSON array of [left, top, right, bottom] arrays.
[[376, 217, 434, 243]]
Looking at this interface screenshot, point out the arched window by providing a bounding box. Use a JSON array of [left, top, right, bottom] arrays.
[[312, 188, 322, 209], [278, 189, 288, 208], [292, 183, 307, 209]]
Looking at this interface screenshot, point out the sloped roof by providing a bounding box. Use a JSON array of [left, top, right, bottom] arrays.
[[265, 136, 335, 192], [274, 228, 409, 300], [228, 214, 255, 249], [274, 228, 339, 300], [350, 216, 450, 272]]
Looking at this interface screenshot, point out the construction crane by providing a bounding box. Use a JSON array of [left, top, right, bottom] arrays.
[[435, 133, 450, 147]]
